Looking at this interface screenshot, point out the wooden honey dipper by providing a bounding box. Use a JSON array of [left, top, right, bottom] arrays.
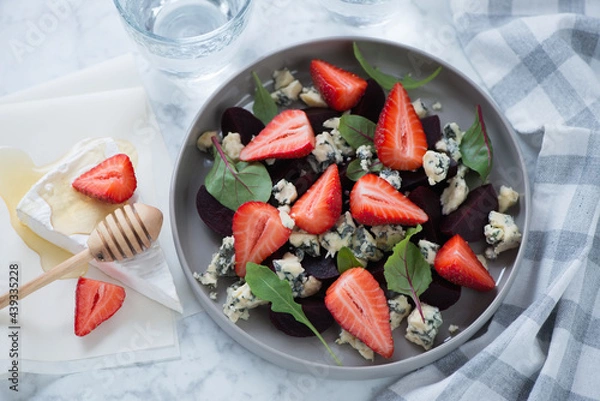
[[0, 203, 163, 309]]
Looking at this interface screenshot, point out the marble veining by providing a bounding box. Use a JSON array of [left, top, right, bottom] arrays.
[[0, 0, 480, 399]]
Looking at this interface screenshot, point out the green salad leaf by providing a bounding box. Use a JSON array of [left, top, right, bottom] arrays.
[[459, 105, 493, 182], [338, 114, 376, 149], [345, 158, 382, 182], [353, 42, 442, 91], [336, 246, 364, 274], [252, 71, 278, 125], [383, 225, 432, 320], [205, 137, 272, 211], [245, 263, 342, 365]]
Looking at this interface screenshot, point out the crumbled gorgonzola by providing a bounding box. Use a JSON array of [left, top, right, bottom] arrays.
[[423, 150, 451, 186], [379, 168, 402, 190], [352, 225, 383, 264], [356, 144, 377, 172], [440, 173, 469, 215], [279, 209, 295, 230], [195, 236, 235, 288], [484, 211, 522, 259], [272, 179, 298, 206], [335, 329, 374, 361], [300, 86, 328, 108], [273, 253, 322, 298], [323, 117, 340, 130], [497, 185, 519, 213], [311, 131, 345, 172], [435, 122, 464, 162], [196, 130, 218, 153], [412, 98, 428, 119], [271, 80, 303, 106], [223, 280, 268, 323], [319, 211, 356, 257], [389, 295, 411, 330], [448, 324, 459, 334], [273, 68, 295, 90], [418, 239, 440, 265], [405, 304, 443, 350], [289, 229, 321, 258], [432, 101, 443, 111], [370, 224, 406, 252], [222, 132, 245, 162]]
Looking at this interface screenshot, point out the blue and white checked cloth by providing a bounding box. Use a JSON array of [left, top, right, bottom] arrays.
[[377, 1, 600, 400]]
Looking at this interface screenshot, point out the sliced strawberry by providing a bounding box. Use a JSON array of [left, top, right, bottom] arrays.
[[72, 153, 137, 204], [239, 109, 315, 161], [325, 268, 393, 358], [74, 277, 126, 337], [434, 234, 495, 291], [310, 59, 368, 112], [289, 164, 342, 235], [350, 173, 428, 226], [374, 82, 428, 170], [233, 201, 293, 277]]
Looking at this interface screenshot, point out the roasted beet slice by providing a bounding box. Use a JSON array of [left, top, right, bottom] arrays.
[[269, 297, 334, 337], [267, 157, 318, 198], [351, 78, 386, 123], [196, 185, 234, 236], [421, 115, 442, 149], [303, 107, 341, 134], [220, 107, 265, 145], [420, 270, 462, 311], [302, 255, 339, 281], [407, 185, 442, 243], [400, 169, 429, 192], [440, 184, 498, 242]]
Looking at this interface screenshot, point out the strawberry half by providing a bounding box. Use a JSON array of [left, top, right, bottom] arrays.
[[74, 277, 126, 337], [72, 153, 137, 204], [239, 109, 315, 161], [310, 59, 368, 112], [289, 164, 342, 235], [233, 201, 293, 277], [325, 268, 393, 358], [350, 173, 428, 226], [434, 234, 496, 291], [374, 82, 428, 170]]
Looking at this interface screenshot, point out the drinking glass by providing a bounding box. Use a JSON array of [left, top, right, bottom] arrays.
[[318, 0, 398, 27]]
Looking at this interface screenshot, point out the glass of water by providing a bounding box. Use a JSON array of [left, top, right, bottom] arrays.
[[319, 0, 398, 27], [113, 0, 253, 77]]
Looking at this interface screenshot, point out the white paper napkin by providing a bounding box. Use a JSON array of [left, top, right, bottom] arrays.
[[0, 54, 200, 374]]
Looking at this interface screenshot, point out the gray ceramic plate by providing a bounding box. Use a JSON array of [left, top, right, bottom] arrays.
[[170, 37, 530, 380]]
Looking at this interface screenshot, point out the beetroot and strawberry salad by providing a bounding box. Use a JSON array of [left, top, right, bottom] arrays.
[[193, 43, 522, 363]]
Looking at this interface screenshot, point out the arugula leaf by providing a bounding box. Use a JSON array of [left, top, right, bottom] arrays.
[[336, 247, 363, 274], [338, 114, 376, 149], [353, 42, 442, 91], [205, 137, 272, 211], [245, 263, 342, 365], [459, 105, 493, 182], [252, 71, 278, 125], [383, 225, 432, 320]]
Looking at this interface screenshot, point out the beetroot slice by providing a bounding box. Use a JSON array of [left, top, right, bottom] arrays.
[[440, 183, 498, 242], [420, 270, 461, 311], [196, 185, 234, 237], [302, 255, 339, 281], [421, 115, 442, 149], [303, 107, 341, 134], [351, 79, 386, 123], [269, 297, 334, 337], [407, 186, 442, 243], [220, 107, 265, 145], [267, 157, 318, 198]]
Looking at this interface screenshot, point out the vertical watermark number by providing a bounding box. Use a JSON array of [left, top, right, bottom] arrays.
[[7, 262, 20, 392]]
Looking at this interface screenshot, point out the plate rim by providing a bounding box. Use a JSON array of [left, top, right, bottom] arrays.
[[170, 36, 532, 380]]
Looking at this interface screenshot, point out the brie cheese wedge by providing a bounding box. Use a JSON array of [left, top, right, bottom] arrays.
[[16, 137, 183, 313]]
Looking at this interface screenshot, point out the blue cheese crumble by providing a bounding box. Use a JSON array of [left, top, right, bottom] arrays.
[[319, 211, 356, 257], [389, 295, 411, 330], [273, 253, 322, 298], [223, 280, 268, 323], [335, 329, 374, 361], [271, 80, 303, 106], [356, 144, 378, 172], [435, 122, 464, 162], [497, 185, 519, 213], [379, 168, 402, 190], [405, 304, 443, 350], [289, 229, 321, 258], [272, 179, 298, 207], [440, 165, 470, 215], [352, 225, 384, 264], [300, 86, 328, 108], [221, 133, 244, 162], [196, 130, 218, 153], [370, 224, 406, 252], [418, 239, 440, 265], [423, 150, 451, 186], [311, 131, 345, 172], [484, 211, 522, 259], [412, 98, 428, 119], [194, 236, 235, 289]]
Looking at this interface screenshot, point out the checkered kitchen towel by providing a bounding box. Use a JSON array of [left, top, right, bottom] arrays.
[[377, 1, 600, 400]]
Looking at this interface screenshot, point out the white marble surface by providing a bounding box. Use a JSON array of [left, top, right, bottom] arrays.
[[0, 0, 482, 399]]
